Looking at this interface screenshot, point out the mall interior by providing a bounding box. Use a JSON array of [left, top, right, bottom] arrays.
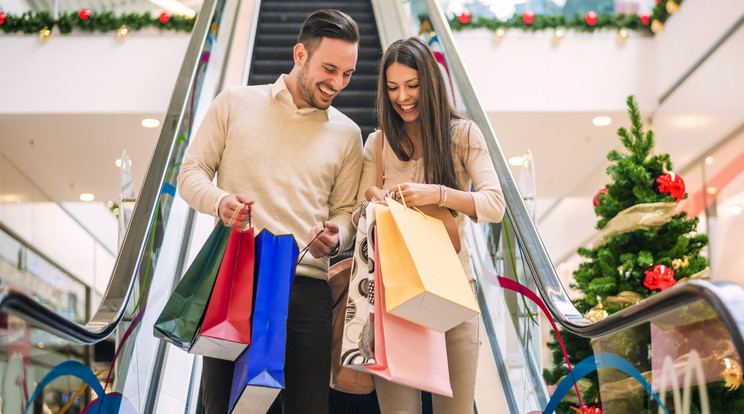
[[1, 0, 744, 412]]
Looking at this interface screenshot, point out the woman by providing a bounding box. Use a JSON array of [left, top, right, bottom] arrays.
[[355, 37, 505, 413]]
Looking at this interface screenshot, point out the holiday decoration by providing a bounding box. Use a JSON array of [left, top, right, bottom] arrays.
[[618, 28, 628, 41], [78, 9, 91, 20], [159, 12, 171, 24], [0, 11, 195, 35], [640, 14, 650, 25], [39, 26, 51, 41], [666, 0, 680, 14], [493, 27, 505, 40], [522, 11, 535, 25], [543, 96, 716, 413], [553, 28, 564, 42], [643, 264, 675, 291], [585, 11, 598, 26], [722, 358, 743, 390], [671, 255, 689, 270], [654, 171, 685, 202], [571, 405, 603, 414], [116, 25, 129, 40], [458, 11, 471, 25], [651, 19, 664, 33], [593, 188, 609, 210]]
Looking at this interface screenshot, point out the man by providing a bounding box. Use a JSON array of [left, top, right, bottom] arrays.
[[177, 9, 362, 414]]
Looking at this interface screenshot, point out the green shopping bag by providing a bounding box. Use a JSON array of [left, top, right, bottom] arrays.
[[154, 223, 230, 350]]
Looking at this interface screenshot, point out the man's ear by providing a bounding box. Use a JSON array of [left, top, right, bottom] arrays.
[[293, 43, 307, 67]]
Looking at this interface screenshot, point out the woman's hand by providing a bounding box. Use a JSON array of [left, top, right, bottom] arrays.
[[389, 182, 440, 207], [365, 186, 387, 202]]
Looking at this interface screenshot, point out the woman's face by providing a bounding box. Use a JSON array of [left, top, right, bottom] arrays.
[[386, 62, 420, 124]]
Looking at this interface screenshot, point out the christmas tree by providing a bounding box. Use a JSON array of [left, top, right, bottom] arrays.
[[543, 96, 743, 413]]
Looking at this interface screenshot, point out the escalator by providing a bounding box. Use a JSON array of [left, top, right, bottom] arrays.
[[2, 0, 744, 413]]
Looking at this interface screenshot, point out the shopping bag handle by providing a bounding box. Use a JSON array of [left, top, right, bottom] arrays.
[[396, 184, 428, 220], [228, 204, 252, 229]]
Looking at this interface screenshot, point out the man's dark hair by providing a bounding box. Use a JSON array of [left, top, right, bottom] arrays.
[[298, 9, 360, 56]]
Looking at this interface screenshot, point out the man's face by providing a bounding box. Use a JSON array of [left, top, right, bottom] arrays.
[[295, 37, 358, 110]]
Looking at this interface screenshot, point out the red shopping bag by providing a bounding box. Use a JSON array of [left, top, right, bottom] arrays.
[[190, 205, 255, 361], [361, 230, 452, 397]]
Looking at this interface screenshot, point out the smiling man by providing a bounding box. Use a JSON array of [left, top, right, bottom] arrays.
[[177, 9, 362, 414]]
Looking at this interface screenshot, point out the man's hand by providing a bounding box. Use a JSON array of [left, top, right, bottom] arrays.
[[218, 194, 254, 229], [307, 221, 340, 258]]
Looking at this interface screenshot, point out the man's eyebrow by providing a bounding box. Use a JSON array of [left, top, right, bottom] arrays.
[[323, 63, 356, 72]]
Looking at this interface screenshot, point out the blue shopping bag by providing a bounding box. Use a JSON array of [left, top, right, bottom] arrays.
[[228, 230, 299, 414]]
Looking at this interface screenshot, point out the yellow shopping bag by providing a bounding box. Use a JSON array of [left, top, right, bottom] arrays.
[[375, 198, 480, 332]]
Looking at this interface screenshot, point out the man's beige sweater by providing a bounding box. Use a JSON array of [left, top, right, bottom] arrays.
[[178, 76, 363, 280]]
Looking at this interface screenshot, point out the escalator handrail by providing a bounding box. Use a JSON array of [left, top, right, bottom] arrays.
[[421, 0, 744, 357], [0, 0, 220, 344]]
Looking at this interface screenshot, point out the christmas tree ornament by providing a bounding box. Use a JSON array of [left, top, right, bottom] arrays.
[[671, 255, 690, 270], [159, 12, 171, 24], [654, 171, 686, 202], [493, 28, 505, 40], [522, 11, 535, 25], [458, 10, 471, 24], [116, 25, 129, 40], [585, 300, 607, 322], [78, 9, 92, 20], [553, 28, 564, 42], [651, 19, 664, 33], [0, 12, 7, 25], [585, 11, 597, 26], [39, 27, 52, 41], [593, 188, 609, 210], [666, 0, 680, 14], [618, 28, 628, 42], [605, 291, 643, 308], [640, 15, 650, 26], [571, 405, 603, 414], [721, 357, 742, 390], [643, 264, 675, 291]]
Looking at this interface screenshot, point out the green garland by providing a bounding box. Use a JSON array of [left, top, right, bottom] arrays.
[[449, 0, 683, 34], [0, 10, 195, 35]]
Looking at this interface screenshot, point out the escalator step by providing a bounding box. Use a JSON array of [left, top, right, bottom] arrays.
[[261, 3, 372, 14], [260, 11, 375, 24], [257, 22, 377, 36]]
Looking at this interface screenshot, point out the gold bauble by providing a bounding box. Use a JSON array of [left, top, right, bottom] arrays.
[[666, 1, 680, 14], [493, 28, 505, 41], [116, 25, 129, 40], [39, 27, 52, 41], [553, 28, 564, 43], [605, 291, 643, 308], [618, 28, 628, 42], [585, 300, 608, 322], [722, 358, 742, 390], [672, 255, 690, 270], [651, 19, 664, 34]]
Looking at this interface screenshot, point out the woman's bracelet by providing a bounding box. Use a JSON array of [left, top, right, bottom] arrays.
[[438, 185, 447, 207]]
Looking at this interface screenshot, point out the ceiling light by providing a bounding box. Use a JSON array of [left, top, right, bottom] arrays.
[[508, 156, 525, 166], [705, 156, 714, 165], [0, 194, 20, 202], [731, 205, 742, 215], [115, 159, 133, 168], [79, 193, 95, 201], [592, 116, 612, 127], [706, 187, 717, 195], [141, 118, 160, 128], [150, 0, 196, 17]]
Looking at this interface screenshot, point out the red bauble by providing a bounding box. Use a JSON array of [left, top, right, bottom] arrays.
[[0, 12, 7, 25], [159, 12, 171, 24], [78, 9, 92, 20], [640, 14, 651, 25], [578, 405, 603, 414], [655, 172, 686, 202], [644, 264, 676, 291], [585, 11, 598, 26], [593, 188, 609, 210], [458, 11, 471, 24], [522, 11, 535, 25]]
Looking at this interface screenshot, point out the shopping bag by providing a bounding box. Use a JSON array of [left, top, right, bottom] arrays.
[[329, 257, 375, 394], [153, 223, 230, 350], [228, 230, 299, 414], [376, 199, 479, 332], [362, 230, 452, 397], [338, 202, 377, 376], [190, 206, 255, 360]]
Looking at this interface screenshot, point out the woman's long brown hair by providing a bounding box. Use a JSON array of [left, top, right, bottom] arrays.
[[377, 37, 462, 191]]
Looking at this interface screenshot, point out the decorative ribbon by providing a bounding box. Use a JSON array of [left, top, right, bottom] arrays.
[[544, 353, 668, 414], [591, 202, 677, 248]]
